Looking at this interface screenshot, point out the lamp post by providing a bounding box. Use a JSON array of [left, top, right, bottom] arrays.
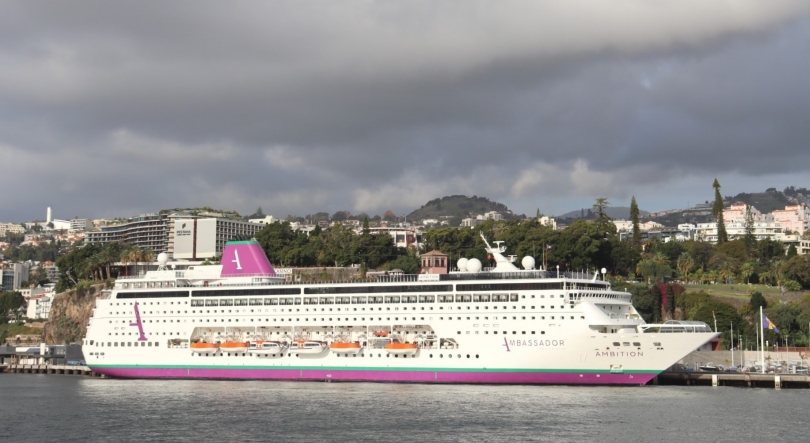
[[556, 265, 559, 279]]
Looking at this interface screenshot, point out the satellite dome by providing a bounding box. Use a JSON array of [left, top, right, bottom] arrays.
[[457, 257, 469, 272], [467, 258, 482, 273], [157, 252, 169, 266], [521, 256, 535, 270]]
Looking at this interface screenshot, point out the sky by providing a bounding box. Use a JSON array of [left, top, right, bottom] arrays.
[[2, 1, 810, 222]]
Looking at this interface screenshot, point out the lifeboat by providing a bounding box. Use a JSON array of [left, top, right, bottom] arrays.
[[384, 342, 418, 355], [329, 342, 362, 354], [248, 340, 287, 355], [291, 340, 327, 354], [190, 342, 219, 354], [373, 331, 389, 337], [220, 341, 249, 353]]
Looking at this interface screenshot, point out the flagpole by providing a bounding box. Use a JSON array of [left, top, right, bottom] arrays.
[[730, 322, 734, 369], [760, 306, 765, 374]]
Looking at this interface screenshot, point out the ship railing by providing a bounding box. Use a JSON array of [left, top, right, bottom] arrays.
[[639, 321, 713, 334]]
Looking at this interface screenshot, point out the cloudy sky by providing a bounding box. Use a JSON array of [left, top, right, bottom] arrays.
[[2, 1, 810, 222]]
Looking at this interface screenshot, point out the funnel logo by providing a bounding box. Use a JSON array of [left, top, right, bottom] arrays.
[[181, 222, 186, 229], [232, 250, 243, 270]]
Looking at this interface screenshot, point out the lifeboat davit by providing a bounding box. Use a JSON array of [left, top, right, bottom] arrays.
[[385, 342, 418, 355], [329, 342, 362, 354], [248, 340, 287, 355], [292, 340, 327, 354], [220, 341, 249, 353], [190, 342, 218, 354]]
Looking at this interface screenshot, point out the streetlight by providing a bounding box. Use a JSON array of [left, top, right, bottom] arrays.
[[601, 268, 607, 281], [556, 265, 559, 279]]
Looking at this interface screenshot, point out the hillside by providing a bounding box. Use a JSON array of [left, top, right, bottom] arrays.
[[727, 189, 793, 214], [406, 195, 523, 222]]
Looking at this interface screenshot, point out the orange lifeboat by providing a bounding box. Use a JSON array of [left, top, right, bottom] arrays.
[[329, 342, 362, 354], [384, 342, 418, 355], [220, 341, 249, 353], [190, 342, 218, 354], [373, 331, 389, 337]]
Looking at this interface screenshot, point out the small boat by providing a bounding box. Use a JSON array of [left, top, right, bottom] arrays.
[[248, 340, 287, 355], [190, 342, 218, 354], [329, 342, 362, 354], [292, 340, 327, 354], [373, 331, 389, 337], [384, 342, 418, 355], [220, 341, 249, 353], [698, 362, 719, 372]]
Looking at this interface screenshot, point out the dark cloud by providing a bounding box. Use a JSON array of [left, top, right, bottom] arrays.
[[1, 1, 810, 222]]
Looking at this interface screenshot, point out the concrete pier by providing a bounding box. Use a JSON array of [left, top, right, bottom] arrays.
[[0, 363, 101, 377], [656, 371, 810, 389]]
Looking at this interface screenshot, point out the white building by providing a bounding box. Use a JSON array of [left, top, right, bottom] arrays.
[[172, 217, 266, 260], [366, 227, 420, 248], [0, 222, 25, 236], [69, 218, 92, 231], [612, 219, 633, 231], [695, 221, 786, 244], [538, 216, 557, 230], [248, 215, 278, 226], [640, 221, 664, 231], [25, 287, 54, 319]]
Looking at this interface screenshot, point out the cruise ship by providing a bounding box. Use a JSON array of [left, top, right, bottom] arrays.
[[82, 236, 717, 385]]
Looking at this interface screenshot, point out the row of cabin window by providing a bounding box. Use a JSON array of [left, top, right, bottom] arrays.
[[120, 282, 176, 289], [185, 294, 529, 307], [91, 341, 159, 347]]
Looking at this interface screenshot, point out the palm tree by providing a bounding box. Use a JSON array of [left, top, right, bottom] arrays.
[[739, 261, 755, 284], [770, 260, 784, 288], [676, 252, 694, 281], [718, 261, 734, 284], [139, 248, 155, 274]]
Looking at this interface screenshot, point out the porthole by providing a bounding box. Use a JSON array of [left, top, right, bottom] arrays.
[[475, 354, 479, 358]]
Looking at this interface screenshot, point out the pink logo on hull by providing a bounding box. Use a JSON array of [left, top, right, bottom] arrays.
[[220, 240, 276, 277]]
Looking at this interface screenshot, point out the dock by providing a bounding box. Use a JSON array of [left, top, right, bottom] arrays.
[[0, 363, 101, 377], [655, 371, 810, 389]]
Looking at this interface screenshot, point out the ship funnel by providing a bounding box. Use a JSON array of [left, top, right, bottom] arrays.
[[220, 240, 276, 277]]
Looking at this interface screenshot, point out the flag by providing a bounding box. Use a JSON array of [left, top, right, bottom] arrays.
[[762, 313, 780, 334]]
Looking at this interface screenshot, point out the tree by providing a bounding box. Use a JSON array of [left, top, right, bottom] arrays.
[[362, 217, 370, 235], [749, 292, 767, 311], [712, 178, 728, 244], [743, 205, 756, 253], [740, 261, 755, 284], [676, 252, 694, 280], [630, 196, 641, 254], [592, 197, 613, 236], [788, 244, 798, 257], [382, 210, 397, 222]]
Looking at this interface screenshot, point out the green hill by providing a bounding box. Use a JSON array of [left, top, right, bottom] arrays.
[[728, 188, 792, 214], [406, 195, 523, 223]]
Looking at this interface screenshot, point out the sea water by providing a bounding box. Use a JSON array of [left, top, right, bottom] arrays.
[[0, 374, 803, 442]]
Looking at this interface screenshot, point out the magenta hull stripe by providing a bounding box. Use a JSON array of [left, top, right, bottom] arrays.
[[92, 367, 656, 385]]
